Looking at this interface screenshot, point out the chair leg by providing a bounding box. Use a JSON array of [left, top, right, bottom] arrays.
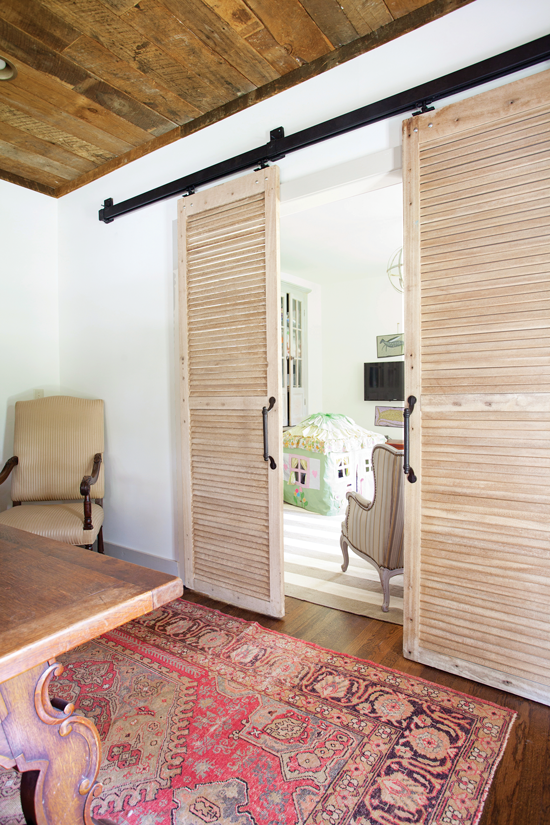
[[97, 526, 104, 554], [380, 568, 392, 613], [340, 536, 350, 572]]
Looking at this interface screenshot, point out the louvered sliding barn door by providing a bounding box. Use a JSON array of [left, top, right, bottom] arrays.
[[403, 68, 550, 703], [178, 167, 283, 617]]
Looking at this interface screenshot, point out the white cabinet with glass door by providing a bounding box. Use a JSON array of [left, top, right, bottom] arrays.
[[281, 282, 309, 427]]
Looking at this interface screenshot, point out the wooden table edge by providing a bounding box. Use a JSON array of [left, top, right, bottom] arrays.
[[0, 577, 183, 684]]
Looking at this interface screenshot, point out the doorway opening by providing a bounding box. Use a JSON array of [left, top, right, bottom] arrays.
[[279, 181, 405, 624]]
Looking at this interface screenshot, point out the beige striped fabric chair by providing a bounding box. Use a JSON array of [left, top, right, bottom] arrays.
[[0, 396, 105, 552], [340, 443, 404, 612]]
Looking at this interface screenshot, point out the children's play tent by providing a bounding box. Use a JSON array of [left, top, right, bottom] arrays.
[[283, 413, 385, 516]]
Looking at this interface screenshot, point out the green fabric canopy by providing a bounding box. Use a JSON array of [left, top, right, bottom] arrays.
[[283, 413, 385, 515]]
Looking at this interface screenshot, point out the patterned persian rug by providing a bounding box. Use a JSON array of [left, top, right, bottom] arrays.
[[0, 599, 514, 825], [284, 504, 404, 625]]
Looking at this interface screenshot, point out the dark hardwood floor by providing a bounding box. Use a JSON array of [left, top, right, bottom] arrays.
[[182, 589, 550, 825]]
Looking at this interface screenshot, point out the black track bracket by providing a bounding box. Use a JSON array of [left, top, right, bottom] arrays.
[[98, 35, 550, 223], [412, 100, 435, 116]]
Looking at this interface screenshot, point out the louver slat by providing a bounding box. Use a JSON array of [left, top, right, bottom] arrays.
[[178, 168, 283, 618], [403, 68, 550, 704]]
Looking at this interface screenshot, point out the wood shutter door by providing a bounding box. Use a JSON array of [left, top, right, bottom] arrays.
[[403, 68, 550, 704], [178, 167, 284, 618]]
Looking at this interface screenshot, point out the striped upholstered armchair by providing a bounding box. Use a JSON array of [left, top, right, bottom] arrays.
[[340, 443, 404, 612], [0, 396, 105, 552]]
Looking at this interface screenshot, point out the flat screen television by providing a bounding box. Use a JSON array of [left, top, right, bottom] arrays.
[[364, 361, 404, 401]]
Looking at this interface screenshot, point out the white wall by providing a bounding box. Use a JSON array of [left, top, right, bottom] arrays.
[[321, 268, 403, 437], [52, 0, 550, 570], [0, 180, 59, 511], [57, 192, 180, 565]]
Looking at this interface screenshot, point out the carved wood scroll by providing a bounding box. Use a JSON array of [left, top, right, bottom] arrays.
[[0, 660, 112, 825]]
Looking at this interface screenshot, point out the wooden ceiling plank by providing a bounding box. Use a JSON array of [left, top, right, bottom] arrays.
[[0, 19, 89, 89], [0, 89, 129, 163], [0, 137, 79, 181], [200, 0, 264, 40], [99, 0, 140, 12], [0, 22, 159, 143], [0, 120, 95, 174], [4, 61, 152, 148], [0, 152, 68, 188], [72, 76, 178, 136], [0, 99, 115, 165], [337, 0, 393, 34], [122, 0, 256, 101], [55, 0, 475, 198], [47, 0, 228, 113], [199, 0, 301, 72], [0, 167, 57, 196], [63, 35, 200, 123], [245, 28, 305, 74], [385, 0, 433, 17], [161, 0, 281, 86], [243, 0, 333, 63], [0, 0, 81, 52], [298, 0, 360, 48]]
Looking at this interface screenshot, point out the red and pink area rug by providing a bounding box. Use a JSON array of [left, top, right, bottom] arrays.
[[0, 600, 515, 824]]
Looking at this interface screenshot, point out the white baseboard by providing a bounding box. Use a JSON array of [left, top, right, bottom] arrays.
[[104, 541, 180, 578]]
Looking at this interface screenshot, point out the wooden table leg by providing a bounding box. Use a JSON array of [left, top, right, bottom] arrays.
[[0, 659, 113, 825]]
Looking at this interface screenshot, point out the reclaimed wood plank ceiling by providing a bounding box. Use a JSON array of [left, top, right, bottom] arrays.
[[0, 0, 473, 197]]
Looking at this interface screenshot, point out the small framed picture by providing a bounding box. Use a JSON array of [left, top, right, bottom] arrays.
[[375, 406, 404, 428], [377, 333, 404, 358]]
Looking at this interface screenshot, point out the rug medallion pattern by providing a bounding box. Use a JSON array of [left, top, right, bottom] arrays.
[[0, 600, 515, 824]]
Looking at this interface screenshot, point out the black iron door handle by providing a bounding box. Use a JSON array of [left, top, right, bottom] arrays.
[[403, 395, 417, 483], [262, 397, 277, 470]]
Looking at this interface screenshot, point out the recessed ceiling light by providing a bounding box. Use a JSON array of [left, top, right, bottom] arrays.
[[0, 57, 17, 81]]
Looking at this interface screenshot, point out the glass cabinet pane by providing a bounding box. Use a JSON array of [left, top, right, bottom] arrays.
[[281, 285, 308, 426]]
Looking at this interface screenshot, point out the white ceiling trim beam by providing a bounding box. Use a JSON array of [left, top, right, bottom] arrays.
[[280, 147, 402, 216]]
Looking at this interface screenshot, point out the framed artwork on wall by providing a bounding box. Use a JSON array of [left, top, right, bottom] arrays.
[[377, 333, 404, 358], [375, 406, 404, 428]]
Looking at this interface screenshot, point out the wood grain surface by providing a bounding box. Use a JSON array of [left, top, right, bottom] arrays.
[[0, 524, 183, 684], [0, 0, 474, 197], [177, 169, 284, 618], [403, 67, 550, 704]]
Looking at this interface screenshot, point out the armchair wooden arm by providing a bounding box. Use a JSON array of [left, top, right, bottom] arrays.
[[0, 457, 18, 485], [80, 453, 102, 532]]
